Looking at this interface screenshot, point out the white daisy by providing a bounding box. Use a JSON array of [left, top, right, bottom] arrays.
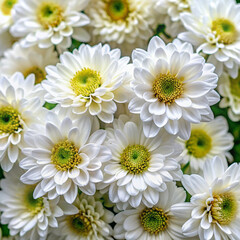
[[172, 157, 240, 240], [156, 0, 191, 37], [129, 36, 219, 139], [218, 71, 240, 122], [11, 0, 90, 51], [85, 0, 158, 55], [114, 182, 187, 240], [0, 73, 45, 172], [179, 116, 234, 174], [20, 111, 112, 204], [0, 0, 18, 32], [0, 166, 78, 240], [99, 115, 182, 209], [0, 30, 16, 57], [0, 42, 58, 84], [179, 0, 240, 78], [52, 193, 114, 240], [42, 43, 133, 123]]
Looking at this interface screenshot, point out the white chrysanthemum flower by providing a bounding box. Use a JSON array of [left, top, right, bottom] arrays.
[[0, 166, 78, 240], [0, 43, 58, 85], [20, 111, 112, 204], [172, 157, 240, 240], [114, 183, 187, 240], [156, 0, 191, 37], [179, 0, 240, 78], [52, 193, 114, 240], [218, 71, 240, 122], [179, 116, 234, 173], [42, 43, 133, 123], [129, 36, 219, 140], [0, 0, 18, 32], [0, 73, 45, 172], [0, 30, 16, 57], [99, 115, 182, 209], [11, 0, 90, 50], [85, 0, 158, 55]]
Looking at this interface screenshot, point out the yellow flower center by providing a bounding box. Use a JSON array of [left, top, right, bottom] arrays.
[[37, 1, 63, 29], [106, 0, 129, 21], [153, 73, 183, 104], [140, 207, 169, 234], [120, 144, 150, 174], [51, 140, 81, 171], [24, 66, 46, 84], [24, 186, 44, 215], [229, 73, 240, 99], [0, 106, 22, 134], [68, 212, 93, 236], [212, 18, 237, 45], [211, 193, 238, 225], [1, 0, 17, 16], [185, 129, 212, 158], [70, 68, 102, 97]]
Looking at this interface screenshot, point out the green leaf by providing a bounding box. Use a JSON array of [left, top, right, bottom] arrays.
[[43, 102, 57, 110], [1, 224, 10, 237]]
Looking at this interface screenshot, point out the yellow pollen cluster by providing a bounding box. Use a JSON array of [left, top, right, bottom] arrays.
[[140, 207, 169, 234], [120, 144, 150, 174], [106, 0, 129, 21], [24, 186, 44, 215], [0, 106, 22, 134], [185, 129, 212, 158], [37, 2, 64, 29], [68, 212, 92, 236], [24, 66, 46, 85], [153, 73, 183, 104], [51, 140, 81, 171], [211, 193, 238, 225], [70, 68, 102, 97], [1, 0, 17, 15], [212, 18, 237, 45]]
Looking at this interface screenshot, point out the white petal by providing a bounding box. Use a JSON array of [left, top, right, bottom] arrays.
[[54, 171, 68, 185], [41, 164, 57, 178], [64, 183, 78, 204]]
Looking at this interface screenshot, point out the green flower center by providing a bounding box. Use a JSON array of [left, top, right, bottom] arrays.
[[24, 186, 44, 214], [0, 106, 22, 134], [70, 68, 102, 97], [140, 207, 169, 234], [153, 73, 183, 104], [186, 129, 212, 158], [229, 74, 240, 99], [68, 212, 92, 236], [106, 0, 129, 21], [37, 1, 63, 29], [211, 193, 238, 225], [24, 66, 46, 85], [120, 144, 150, 174], [51, 140, 81, 171], [212, 18, 237, 45], [1, 0, 17, 15]]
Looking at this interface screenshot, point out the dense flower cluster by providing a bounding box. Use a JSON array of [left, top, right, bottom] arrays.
[[0, 0, 240, 239]]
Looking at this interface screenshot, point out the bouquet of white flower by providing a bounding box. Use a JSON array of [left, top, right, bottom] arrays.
[[0, 0, 240, 239]]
